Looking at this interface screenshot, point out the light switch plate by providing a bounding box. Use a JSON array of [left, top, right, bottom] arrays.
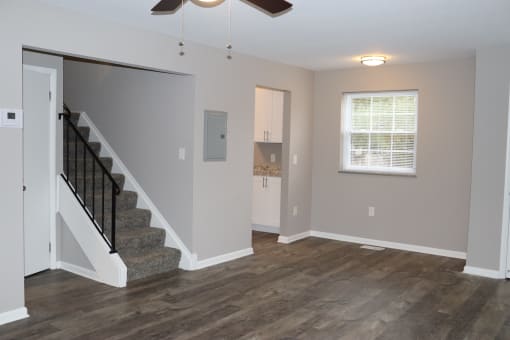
[[292, 154, 298, 165], [178, 147, 186, 160], [0, 109, 23, 128], [270, 153, 276, 163]]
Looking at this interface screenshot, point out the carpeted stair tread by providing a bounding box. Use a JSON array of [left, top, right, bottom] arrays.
[[66, 156, 113, 173], [122, 247, 181, 281], [69, 112, 81, 124], [116, 226, 166, 250], [85, 190, 138, 213]]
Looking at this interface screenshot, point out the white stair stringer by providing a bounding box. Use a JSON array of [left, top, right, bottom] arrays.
[[58, 176, 127, 287], [79, 112, 195, 270]]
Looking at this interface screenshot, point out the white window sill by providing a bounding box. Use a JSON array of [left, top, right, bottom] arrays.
[[338, 169, 417, 177]]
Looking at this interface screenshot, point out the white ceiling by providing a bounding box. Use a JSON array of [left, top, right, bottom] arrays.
[[38, 0, 510, 70]]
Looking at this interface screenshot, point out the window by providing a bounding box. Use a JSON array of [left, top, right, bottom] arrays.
[[341, 91, 418, 175]]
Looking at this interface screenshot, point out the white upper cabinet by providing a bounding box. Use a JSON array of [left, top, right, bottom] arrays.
[[270, 90, 284, 143], [254, 87, 284, 143]]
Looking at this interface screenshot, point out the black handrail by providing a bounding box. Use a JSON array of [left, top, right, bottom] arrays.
[[59, 106, 120, 254]]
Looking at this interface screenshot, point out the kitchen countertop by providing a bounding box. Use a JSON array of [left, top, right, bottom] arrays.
[[254, 165, 281, 177]]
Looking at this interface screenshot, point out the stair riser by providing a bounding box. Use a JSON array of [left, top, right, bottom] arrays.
[[65, 158, 113, 173], [117, 231, 165, 250], [83, 193, 138, 214], [127, 262, 179, 281], [64, 127, 90, 141], [96, 210, 151, 231], [70, 176, 125, 196], [65, 164, 114, 178], [64, 145, 101, 160]]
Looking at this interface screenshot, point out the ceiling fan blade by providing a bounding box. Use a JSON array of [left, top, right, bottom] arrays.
[[151, 0, 185, 12], [244, 0, 292, 14]]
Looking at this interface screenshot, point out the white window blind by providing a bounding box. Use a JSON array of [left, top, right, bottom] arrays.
[[341, 91, 418, 175]]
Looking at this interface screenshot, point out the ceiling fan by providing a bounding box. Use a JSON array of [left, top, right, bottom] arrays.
[[152, 0, 293, 15]]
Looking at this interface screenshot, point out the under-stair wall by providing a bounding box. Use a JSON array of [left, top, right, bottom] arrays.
[[64, 60, 195, 263]]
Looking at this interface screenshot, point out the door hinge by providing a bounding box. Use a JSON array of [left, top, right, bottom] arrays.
[[49, 242, 52, 253], [49, 91, 52, 101]]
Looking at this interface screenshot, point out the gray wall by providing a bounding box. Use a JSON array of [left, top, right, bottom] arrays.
[[0, 0, 313, 311], [311, 58, 475, 253], [466, 46, 510, 271], [64, 60, 195, 250]]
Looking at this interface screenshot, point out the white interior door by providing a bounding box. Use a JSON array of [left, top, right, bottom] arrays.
[[23, 69, 51, 276]]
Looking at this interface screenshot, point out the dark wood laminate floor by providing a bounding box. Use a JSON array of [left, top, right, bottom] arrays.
[[1, 232, 510, 340]]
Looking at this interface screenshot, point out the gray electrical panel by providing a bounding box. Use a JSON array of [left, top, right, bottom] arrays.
[[204, 110, 227, 161]]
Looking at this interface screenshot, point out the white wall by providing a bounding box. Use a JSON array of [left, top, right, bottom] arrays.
[[466, 46, 510, 273], [311, 58, 475, 253], [0, 0, 313, 314], [64, 60, 195, 250]]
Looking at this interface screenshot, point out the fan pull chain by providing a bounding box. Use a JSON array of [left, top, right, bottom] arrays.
[[179, 0, 185, 56], [226, 0, 232, 60]]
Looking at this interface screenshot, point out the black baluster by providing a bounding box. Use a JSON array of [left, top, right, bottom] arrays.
[[111, 186, 116, 253], [83, 144, 86, 206], [75, 132, 78, 194], [92, 160, 96, 219], [102, 172, 105, 234], [66, 119, 69, 179]]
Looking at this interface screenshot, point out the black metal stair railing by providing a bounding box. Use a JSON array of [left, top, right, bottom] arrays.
[[59, 106, 120, 254]]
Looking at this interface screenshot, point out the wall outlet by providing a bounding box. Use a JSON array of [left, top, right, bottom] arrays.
[[270, 153, 276, 163], [368, 206, 375, 217], [293, 206, 298, 216], [178, 147, 186, 160]]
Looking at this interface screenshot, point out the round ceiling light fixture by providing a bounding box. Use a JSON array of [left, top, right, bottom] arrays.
[[360, 56, 387, 67], [192, 0, 225, 7]]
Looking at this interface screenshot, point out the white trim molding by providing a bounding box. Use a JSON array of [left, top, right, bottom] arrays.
[[463, 266, 506, 279], [79, 112, 194, 270], [278, 231, 311, 244], [191, 248, 254, 270], [252, 224, 280, 234], [309, 231, 467, 259], [0, 307, 29, 326], [56, 261, 99, 282]]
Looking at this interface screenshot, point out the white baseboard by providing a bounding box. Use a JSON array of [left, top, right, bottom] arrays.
[[278, 231, 311, 244], [463, 266, 506, 279], [56, 261, 99, 282], [252, 224, 280, 234], [309, 231, 467, 260], [0, 307, 29, 326], [192, 248, 254, 270], [80, 112, 194, 270]]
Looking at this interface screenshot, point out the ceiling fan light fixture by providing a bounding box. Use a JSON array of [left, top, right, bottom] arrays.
[[192, 0, 225, 7], [360, 56, 387, 67]]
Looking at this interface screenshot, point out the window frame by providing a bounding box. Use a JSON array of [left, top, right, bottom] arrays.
[[340, 90, 419, 176]]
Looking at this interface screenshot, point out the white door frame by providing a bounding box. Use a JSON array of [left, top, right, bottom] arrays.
[[22, 64, 58, 270], [503, 85, 510, 278]]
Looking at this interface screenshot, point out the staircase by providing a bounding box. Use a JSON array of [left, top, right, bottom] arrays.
[[63, 112, 181, 282]]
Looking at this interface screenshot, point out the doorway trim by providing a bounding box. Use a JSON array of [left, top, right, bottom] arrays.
[[22, 64, 58, 270]]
